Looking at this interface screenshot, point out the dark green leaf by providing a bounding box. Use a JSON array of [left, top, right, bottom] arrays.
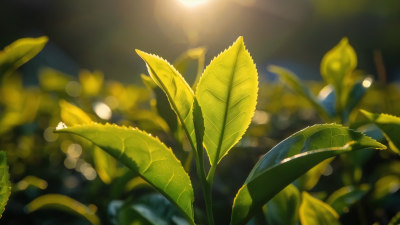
[[265, 184, 300, 225], [326, 184, 370, 215], [231, 124, 385, 225]]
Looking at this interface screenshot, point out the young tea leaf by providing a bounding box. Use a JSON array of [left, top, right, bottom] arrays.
[[26, 194, 100, 225], [299, 192, 341, 225], [196, 36, 258, 166], [321, 37, 357, 98], [56, 124, 195, 224], [360, 110, 400, 155], [231, 124, 386, 225], [0, 151, 10, 218], [0, 36, 48, 77], [136, 50, 196, 151]]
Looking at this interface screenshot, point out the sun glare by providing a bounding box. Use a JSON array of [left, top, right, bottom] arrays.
[[179, 0, 209, 7]]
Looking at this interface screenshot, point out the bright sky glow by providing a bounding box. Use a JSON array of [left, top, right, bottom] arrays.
[[179, 0, 209, 7]]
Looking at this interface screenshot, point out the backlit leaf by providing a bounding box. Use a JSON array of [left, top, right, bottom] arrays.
[[26, 194, 100, 225], [231, 124, 385, 225], [300, 192, 341, 225], [360, 110, 400, 155], [196, 36, 258, 165], [56, 124, 195, 224], [59, 100, 92, 126], [0, 151, 10, 218], [0, 36, 48, 77], [320, 37, 357, 98], [136, 50, 196, 150]]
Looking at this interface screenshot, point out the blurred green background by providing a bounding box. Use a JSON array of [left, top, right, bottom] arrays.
[[1, 0, 400, 83]]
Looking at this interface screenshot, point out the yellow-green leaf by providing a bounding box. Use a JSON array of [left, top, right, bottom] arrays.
[[79, 70, 104, 96], [59, 100, 92, 126], [196, 36, 258, 165], [26, 194, 100, 225], [59, 100, 117, 184], [0, 151, 10, 218], [265, 184, 300, 225], [56, 124, 195, 224], [231, 124, 385, 225], [136, 50, 196, 151], [0, 36, 48, 77], [320, 37, 357, 104], [300, 192, 341, 225], [361, 110, 400, 155]]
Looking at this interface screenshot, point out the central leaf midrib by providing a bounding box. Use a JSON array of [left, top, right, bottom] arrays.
[[214, 44, 242, 165]]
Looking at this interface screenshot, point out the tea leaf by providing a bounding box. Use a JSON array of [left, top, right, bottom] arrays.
[[0, 36, 48, 77], [360, 110, 400, 155], [196, 36, 258, 165], [26, 194, 100, 225], [112, 194, 189, 225], [269, 65, 329, 119], [56, 124, 195, 224], [136, 50, 196, 150], [265, 184, 300, 225], [59, 100, 118, 184], [0, 151, 10, 218], [300, 192, 341, 225], [326, 184, 370, 215], [321, 38, 357, 95], [231, 124, 385, 225]]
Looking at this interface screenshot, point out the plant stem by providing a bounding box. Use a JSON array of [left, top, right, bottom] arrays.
[[194, 145, 215, 225]]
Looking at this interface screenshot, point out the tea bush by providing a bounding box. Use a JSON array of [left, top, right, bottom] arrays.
[[0, 36, 399, 225]]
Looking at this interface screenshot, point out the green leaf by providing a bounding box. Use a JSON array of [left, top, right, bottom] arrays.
[[295, 158, 333, 191], [173, 47, 206, 89], [136, 50, 196, 151], [389, 211, 400, 225], [300, 192, 341, 225], [342, 77, 372, 123], [268, 65, 329, 119], [59, 100, 93, 126], [79, 70, 104, 96], [39, 67, 72, 92], [0, 151, 10, 218], [231, 124, 386, 225], [59, 100, 118, 184], [326, 184, 370, 215], [196, 36, 258, 165], [360, 110, 400, 155], [111, 194, 189, 225], [265, 184, 300, 225], [26, 194, 100, 225], [56, 123, 195, 224], [320, 37, 357, 97], [0, 36, 48, 77]]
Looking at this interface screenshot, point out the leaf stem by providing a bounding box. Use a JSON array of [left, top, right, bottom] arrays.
[[194, 146, 215, 225]]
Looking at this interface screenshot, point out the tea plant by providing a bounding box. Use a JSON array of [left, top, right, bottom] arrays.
[[0, 36, 399, 225], [53, 37, 387, 225]]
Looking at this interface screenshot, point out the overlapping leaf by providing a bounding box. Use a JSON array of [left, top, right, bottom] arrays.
[[56, 124, 195, 224], [196, 36, 258, 165], [231, 124, 385, 225], [361, 110, 400, 154], [265, 184, 300, 225], [326, 184, 370, 215], [136, 50, 196, 150], [300, 192, 341, 225]]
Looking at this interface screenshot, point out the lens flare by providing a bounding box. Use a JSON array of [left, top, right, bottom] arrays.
[[179, 0, 208, 7]]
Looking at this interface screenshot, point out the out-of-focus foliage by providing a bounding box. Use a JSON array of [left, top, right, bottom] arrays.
[[0, 35, 399, 225]]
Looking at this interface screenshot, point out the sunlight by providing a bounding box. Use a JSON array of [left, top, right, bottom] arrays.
[[179, 0, 209, 7]]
